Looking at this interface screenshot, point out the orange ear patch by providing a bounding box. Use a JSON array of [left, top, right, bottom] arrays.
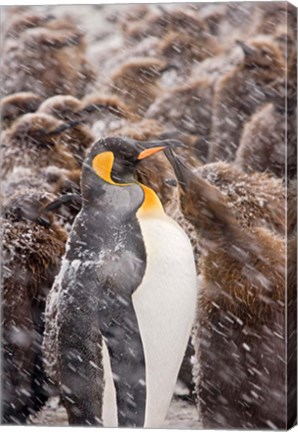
[[92, 151, 116, 184], [92, 151, 133, 186]]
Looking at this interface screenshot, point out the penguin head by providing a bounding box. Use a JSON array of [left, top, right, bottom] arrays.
[[111, 58, 170, 85], [38, 95, 82, 122], [4, 12, 55, 39], [0, 92, 42, 130], [236, 38, 284, 71], [165, 148, 234, 234], [164, 147, 217, 223], [81, 93, 136, 121], [7, 113, 80, 149], [81, 136, 182, 206]]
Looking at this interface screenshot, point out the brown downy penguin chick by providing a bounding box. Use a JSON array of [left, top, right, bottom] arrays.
[[126, 5, 221, 47], [1, 190, 67, 424], [38, 95, 95, 164], [2, 18, 96, 98], [0, 92, 43, 130], [165, 149, 287, 429], [1, 9, 54, 60], [144, 8, 216, 40], [3, 12, 54, 40], [1, 113, 79, 179], [196, 5, 226, 37], [219, 2, 261, 47], [236, 47, 297, 178], [146, 77, 214, 162], [209, 36, 285, 162], [117, 7, 167, 42], [273, 27, 296, 61], [92, 33, 160, 89], [235, 80, 296, 178], [116, 4, 152, 41], [82, 93, 137, 122], [109, 57, 170, 116], [196, 161, 285, 235], [37, 94, 83, 121], [257, 2, 297, 40], [45, 16, 97, 96], [2, 166, 82, 231], [192, 42, 244, 88], [157, 27, 220, 79], [39, 92, 133, 124], [81, 93, 138, 137]]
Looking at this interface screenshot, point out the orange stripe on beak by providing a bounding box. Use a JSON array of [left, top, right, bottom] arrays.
[[137, 146, 166, 160]]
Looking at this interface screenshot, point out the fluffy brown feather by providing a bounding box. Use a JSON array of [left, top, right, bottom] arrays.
[[1, 191, 67, 424], [209, 36, 285, 162], [166, 150, 287, 428]]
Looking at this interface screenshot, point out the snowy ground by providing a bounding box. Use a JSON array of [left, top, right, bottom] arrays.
[[29, 396, 202, 428]]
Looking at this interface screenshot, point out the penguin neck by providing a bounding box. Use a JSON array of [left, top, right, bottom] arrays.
[[137, 183, 165, 218]]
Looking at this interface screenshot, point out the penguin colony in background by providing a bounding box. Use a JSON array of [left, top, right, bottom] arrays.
[[1, 2, 296, 429]]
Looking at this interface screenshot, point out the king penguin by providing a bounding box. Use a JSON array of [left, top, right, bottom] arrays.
[[49, 136, 197, 427]]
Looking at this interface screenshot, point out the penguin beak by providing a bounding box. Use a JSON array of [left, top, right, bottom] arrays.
[[137, 139, 184, 160], [44, 194, 82, 212], [137, 146, 168, 160], [160, 63, 179, 73], [236, 40, 255, 57], [164, 148, 190, 189], [37, 120, 82, 138]]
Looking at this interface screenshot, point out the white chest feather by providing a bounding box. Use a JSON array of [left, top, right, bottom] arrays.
[[133, 213, 197, 427], [101, 213, 197, 427]]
